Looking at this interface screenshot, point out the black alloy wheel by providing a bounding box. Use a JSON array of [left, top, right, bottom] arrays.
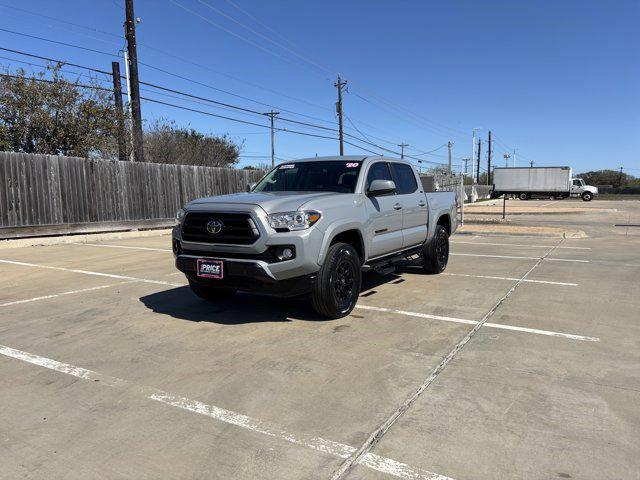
[[333, 258, 356, 309], [310, 242, 361, 318], [422, 225, 450, 274], [434, 229, 449, 271]]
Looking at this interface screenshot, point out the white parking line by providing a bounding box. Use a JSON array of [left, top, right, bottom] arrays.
[[0, 345, 454, 480], [332, 241, 565, 480], [355, 305, 599, 342], [451, 253, 590, 263], [73, 243, 172, 253], [451, 241, 591, 250], [442, 272, 578, 286], [0, 281, 137, 307], [0, 259, 185, 287]]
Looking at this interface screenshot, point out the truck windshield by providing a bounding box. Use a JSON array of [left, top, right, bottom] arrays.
[[253, 161, 363, 193]]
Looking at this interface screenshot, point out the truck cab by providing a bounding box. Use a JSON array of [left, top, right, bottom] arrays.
[[570, 178, 599, 201]]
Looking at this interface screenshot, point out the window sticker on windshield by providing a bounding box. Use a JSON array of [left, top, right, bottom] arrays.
[[279, 164, 295, 169], [346, 162, 360, 168]]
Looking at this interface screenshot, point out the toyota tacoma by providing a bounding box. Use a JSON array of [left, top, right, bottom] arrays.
[[173, 156, 458, 318]]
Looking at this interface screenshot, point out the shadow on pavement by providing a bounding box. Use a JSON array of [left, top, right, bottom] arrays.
[[139, 286, 324, 324], [139, 271, 415, 324]]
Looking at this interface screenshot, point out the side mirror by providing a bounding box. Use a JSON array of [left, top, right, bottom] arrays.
[[246, 182, 256, 192], [367, 179, 396, 197]]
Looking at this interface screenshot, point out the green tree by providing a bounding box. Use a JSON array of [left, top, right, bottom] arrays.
[[144, 119, 241, 168], [0, 66, 121, 157], [576, 169, 636, 187]]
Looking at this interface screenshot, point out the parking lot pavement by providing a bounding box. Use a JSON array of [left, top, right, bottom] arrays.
[[1, 200, 639, 479]]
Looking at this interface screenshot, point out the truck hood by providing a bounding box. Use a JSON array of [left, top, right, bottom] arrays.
[[187, 191, 336, 214]]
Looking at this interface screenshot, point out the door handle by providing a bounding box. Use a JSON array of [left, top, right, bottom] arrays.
[[393, 203, 402, 210], [418, 200, 426, 207]]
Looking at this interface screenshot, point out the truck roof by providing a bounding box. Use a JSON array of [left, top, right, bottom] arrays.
[[277, 155, 414, 166]]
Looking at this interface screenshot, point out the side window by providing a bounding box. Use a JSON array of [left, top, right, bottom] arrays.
[[391, 163, 418, 194], [573, 179, 581, 187], [366, 162, 393, 191]]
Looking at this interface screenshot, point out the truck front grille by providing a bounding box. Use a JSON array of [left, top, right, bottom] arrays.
[[181, 212, 260, 245]]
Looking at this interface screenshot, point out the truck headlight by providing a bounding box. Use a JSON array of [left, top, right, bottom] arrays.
[[267, 210, 321, 231], [175, 208, 186, 225]]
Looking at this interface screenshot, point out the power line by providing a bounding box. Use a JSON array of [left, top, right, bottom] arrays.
[[0, 29, 336, 126], [0, 43, 453, 164], [0, 27, 120, 59], [0, 72, 115, 93], [0, 2, 339, 117], [223, 0, 302, 51], [0, 47, 112, 75], [182, 0, 470, 142], [1, 32, 453, 162], [194, 0, 333, 76], [167, 0, 330, 80], [0, 3, 121, 39]]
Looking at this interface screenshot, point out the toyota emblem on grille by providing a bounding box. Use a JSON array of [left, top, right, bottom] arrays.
[[206, 219, 224, 235]]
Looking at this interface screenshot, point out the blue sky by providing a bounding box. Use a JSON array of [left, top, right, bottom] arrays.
[[1, 0, 638, 174]]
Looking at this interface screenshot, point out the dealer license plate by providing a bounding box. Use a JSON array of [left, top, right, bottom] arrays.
[[196, 259, 224, 279]]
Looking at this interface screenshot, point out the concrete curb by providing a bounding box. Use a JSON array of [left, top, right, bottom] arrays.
[[457, 227, 587, 238], [0, 228, 173, 250]]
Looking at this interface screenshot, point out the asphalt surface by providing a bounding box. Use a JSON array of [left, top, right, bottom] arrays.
[[1, 199, 639, 480]]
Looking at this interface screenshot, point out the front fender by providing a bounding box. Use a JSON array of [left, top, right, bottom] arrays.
[[317, 220, 366, 265]]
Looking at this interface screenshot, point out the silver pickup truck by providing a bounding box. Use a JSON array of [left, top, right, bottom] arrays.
[[173, 156, 457, 318]]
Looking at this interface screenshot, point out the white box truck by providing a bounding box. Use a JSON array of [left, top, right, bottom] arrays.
[[492, 167, 598, 201]]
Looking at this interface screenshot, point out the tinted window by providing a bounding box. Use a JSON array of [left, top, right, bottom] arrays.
[[391, 163, 418, 194], [253, 161, 362, 193], [366, 162, 393, 191]]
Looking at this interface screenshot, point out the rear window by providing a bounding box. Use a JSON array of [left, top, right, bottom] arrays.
[[391, 163, 418, 194]]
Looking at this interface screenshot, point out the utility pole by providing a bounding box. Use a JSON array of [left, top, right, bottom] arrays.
[[124, 0, 144, 162], [264, 111, 279, 168], [487, 131, 492, 185], [462, 158, 470, 174], [530, 160, 534, 168], [471, 128, 480, 184], [447, 141, 453, 174], [476, 137, 481, 183], [397, 143, 409, 159], [504, 153, 510, 167], [619, 166, 624, 187], [513, 149, 516, 168], [111, 61, 127, 162], [334, 75, 347, 156]]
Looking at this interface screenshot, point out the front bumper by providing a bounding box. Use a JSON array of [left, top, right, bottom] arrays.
[[172, 219, 324, 281], [175, 255, 317, 297]]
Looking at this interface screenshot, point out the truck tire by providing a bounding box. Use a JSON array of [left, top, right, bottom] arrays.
[[422, 225, 449, 274], [310, 242, 361, 319], [518, 192, 530, 201], [581, 191, 593, 202], [189, 280, 236, 301]]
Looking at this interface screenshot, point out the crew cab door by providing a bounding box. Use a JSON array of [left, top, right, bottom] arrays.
[[390, 162, 429, 247], [363, 162, 403, 258]]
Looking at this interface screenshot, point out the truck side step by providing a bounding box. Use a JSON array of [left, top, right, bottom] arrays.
[[373, 264, 396, 276], [363, 244, 424, 274]]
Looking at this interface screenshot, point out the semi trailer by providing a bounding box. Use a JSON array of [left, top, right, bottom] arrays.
[[492, 167, 598, 201]]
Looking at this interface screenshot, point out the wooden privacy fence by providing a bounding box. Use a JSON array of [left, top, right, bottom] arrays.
[[0, 152, 264, 236]]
